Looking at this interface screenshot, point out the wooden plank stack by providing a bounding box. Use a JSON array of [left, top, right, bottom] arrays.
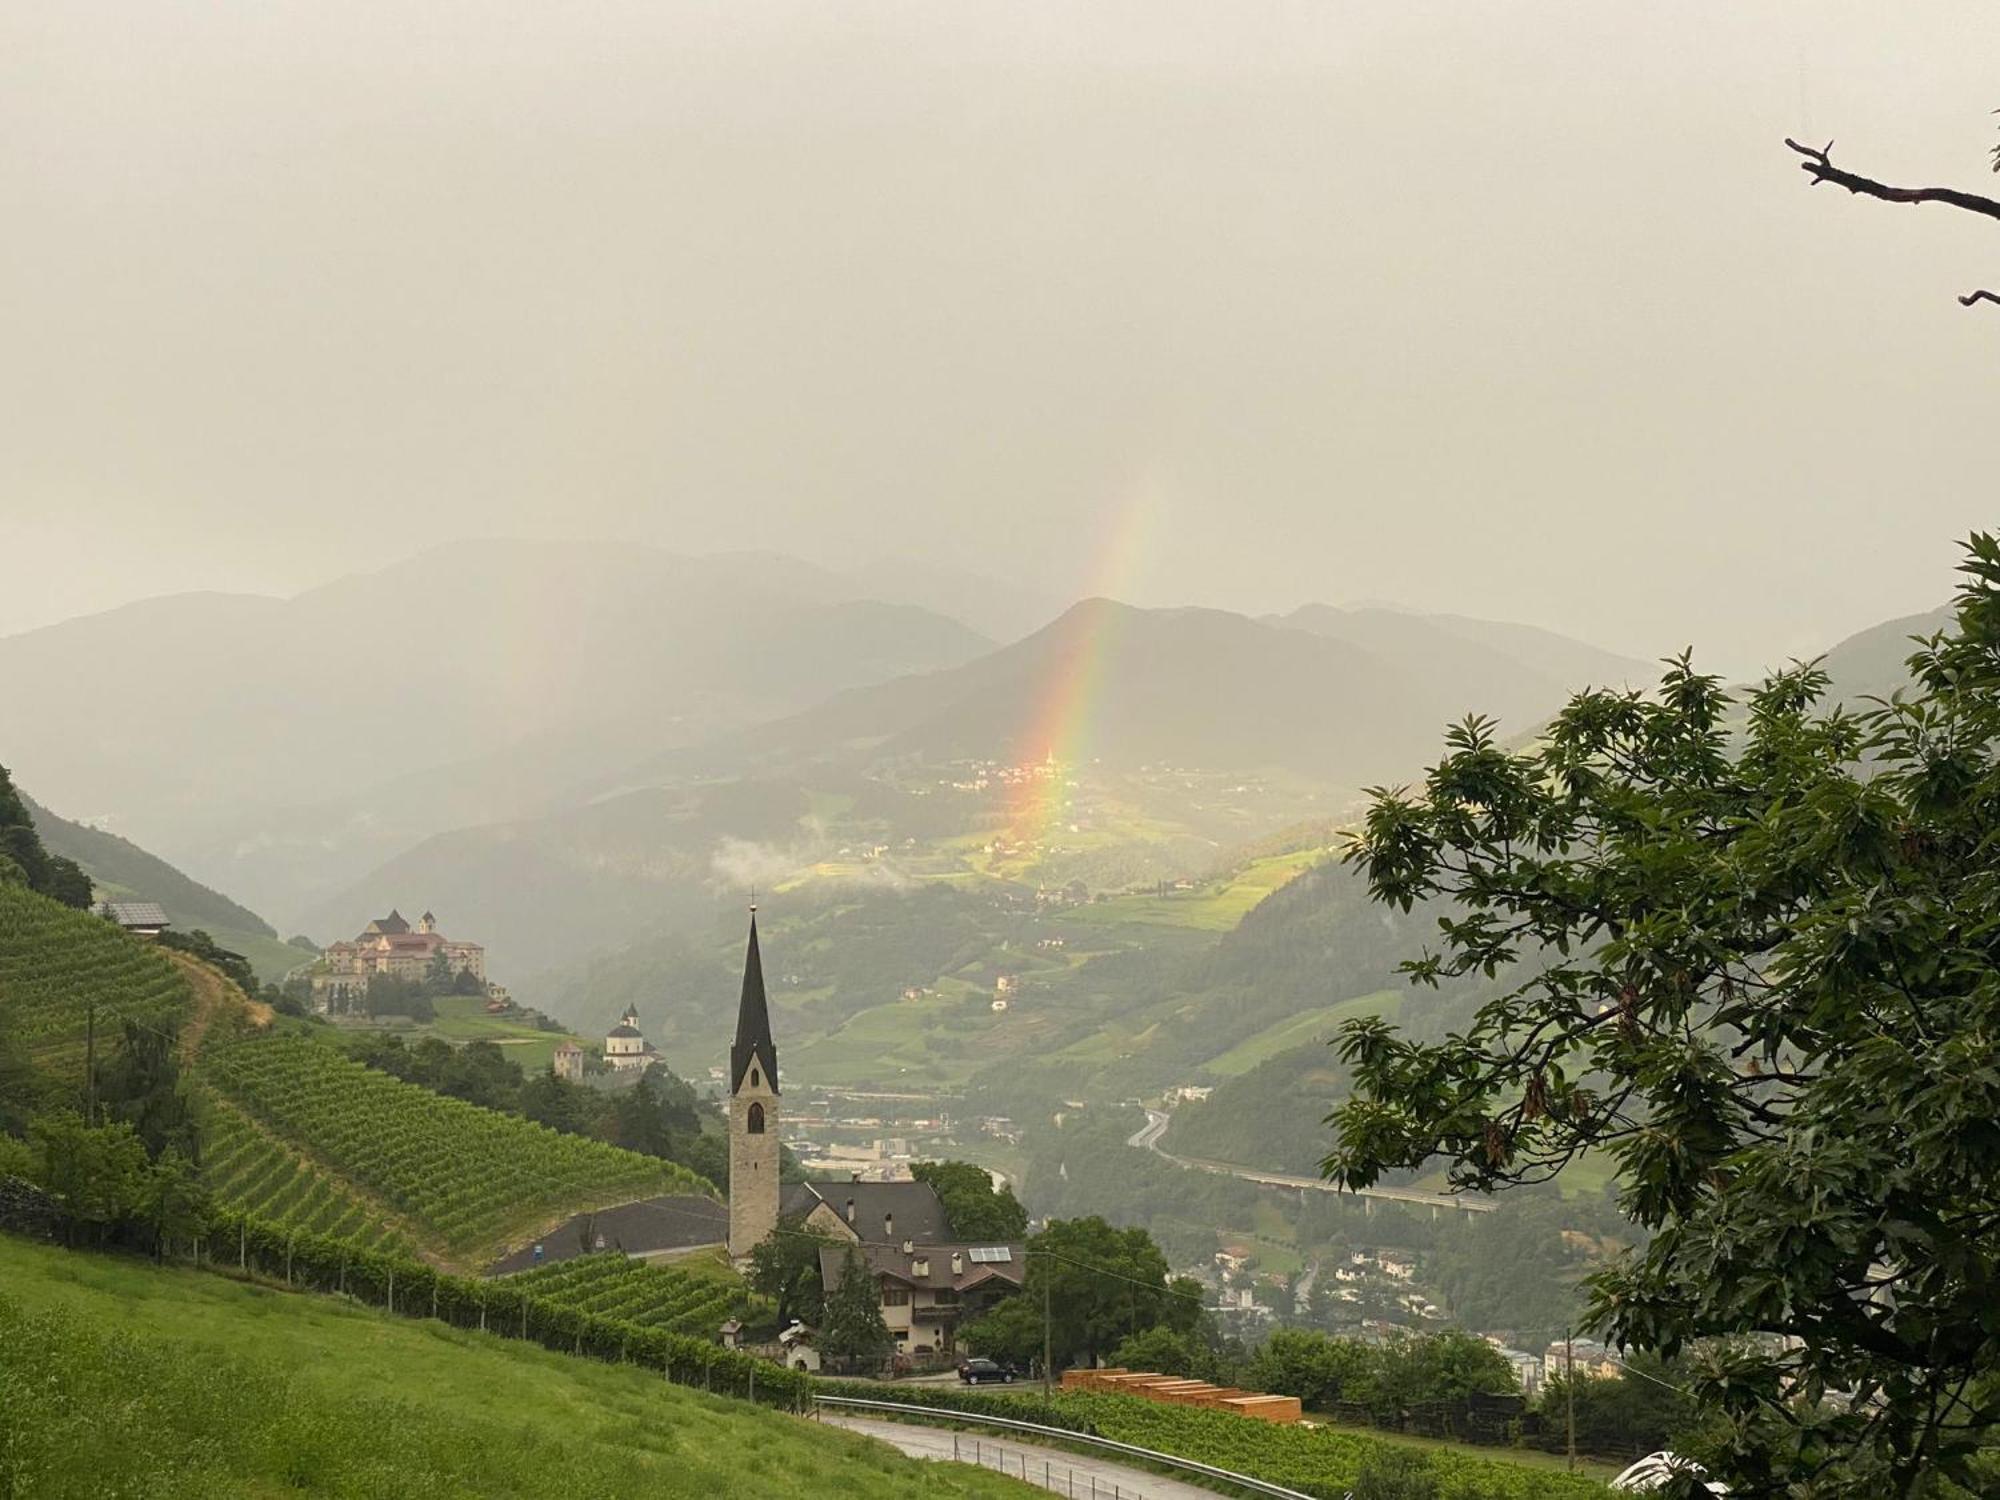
[[1060, 1366, 1303, 1423]]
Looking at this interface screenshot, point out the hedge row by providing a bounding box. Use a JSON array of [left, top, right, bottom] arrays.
[[203, 1209, 809, 1411]]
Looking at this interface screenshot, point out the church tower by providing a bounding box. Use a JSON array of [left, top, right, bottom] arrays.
[[727, 908, 780, 1260]]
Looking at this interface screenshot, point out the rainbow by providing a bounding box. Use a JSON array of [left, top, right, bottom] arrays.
[[1004, 484, 1159, 844]]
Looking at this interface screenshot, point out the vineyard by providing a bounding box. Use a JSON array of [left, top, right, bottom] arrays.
[[814, 1383, 1616, 1500], [202, 1034, 708, 1257], [502, 1251, 745, 1336], [0, 885, 191, 1078], [198, 1096, 408, 1254]]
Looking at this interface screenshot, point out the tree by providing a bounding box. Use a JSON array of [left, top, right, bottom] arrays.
[[960, 1295, 1043, 1369], [749, 1217, 837, 1328], [142, 1146, 210, 1261], [1109, 1326, 1214, 1381], [32, 1112, 148, 1246], [1025, 1217, 1200, 1369], [1326, 537, 2000, 1497], [1784, 137, 2000, 309], [911, 1159, 1028, 1240], [819, 1248, 892, 1373], [97, 1019, 196, 1159], [1247, 1328, 1378, 1410]]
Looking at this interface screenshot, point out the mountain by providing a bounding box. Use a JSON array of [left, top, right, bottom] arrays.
[[1268, 604, 1652, 717], [21, 791, 304, 982], [1813, 606, 1951, 706], [0, 540, 993, 926], [673, 598, 1624, 783]]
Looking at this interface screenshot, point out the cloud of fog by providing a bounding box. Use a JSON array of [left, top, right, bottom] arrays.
[[709, 835, 914, 895]]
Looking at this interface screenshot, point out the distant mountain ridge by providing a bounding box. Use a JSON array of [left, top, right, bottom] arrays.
[[0, 540, 995, 925]]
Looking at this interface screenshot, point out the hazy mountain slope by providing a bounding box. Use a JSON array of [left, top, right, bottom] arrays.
[[1272, 604, 1651, 712], [22, 791, 305, 980], [0, 540, 992, 924], [1812, 606, 1951, 705], [666, 598, 1556, 785]]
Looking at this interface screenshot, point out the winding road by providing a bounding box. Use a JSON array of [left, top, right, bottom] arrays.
[[1127, 1110, 1495, 1216]]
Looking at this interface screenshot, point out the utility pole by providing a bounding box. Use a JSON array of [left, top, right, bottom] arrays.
[[1042, 1273, 1053, 1401], [83, 1001, 97, 1126], [1565, 1329, 1576, 1472]]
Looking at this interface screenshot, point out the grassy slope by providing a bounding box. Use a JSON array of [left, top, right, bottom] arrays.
[[1201, 989, 1402, 1077], [0, 1235, 1030, 1500]]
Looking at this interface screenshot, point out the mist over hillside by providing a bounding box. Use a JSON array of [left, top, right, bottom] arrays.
[[0, 540, 993, 926]]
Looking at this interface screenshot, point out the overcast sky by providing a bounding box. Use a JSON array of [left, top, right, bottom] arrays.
[[3, 2, 1996, 673]]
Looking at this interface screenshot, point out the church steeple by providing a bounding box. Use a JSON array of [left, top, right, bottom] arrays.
[[730, 910, 778, 1095]]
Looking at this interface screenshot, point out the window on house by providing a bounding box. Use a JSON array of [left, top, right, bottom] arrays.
[[747, 1102, 765, 1134], [931, 1289, 959, 1306], [881, 1287, 911, 1306]]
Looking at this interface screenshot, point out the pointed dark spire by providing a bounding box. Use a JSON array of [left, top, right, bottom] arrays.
[[730, 909, 778, 1094]]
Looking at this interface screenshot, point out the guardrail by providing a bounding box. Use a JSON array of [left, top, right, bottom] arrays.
[[811, 1393, 1328, 1500]]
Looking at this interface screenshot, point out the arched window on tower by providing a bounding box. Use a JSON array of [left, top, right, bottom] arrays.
[[748, 1102, 765, 1134], [750, 1066, 760, 1088]]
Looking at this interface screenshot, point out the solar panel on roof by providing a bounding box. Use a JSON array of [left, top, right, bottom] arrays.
[[968, 1246, 1012, 1263]]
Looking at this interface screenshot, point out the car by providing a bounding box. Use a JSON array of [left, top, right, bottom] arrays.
[[957, 1358, 1016, 1385]]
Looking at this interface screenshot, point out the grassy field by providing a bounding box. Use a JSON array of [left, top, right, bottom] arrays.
[[420, 995, 587, 1074], [1065, 847, 1329, 932], [1201, 990, 1402, 1076], [0, 1235, 1031, 1499]]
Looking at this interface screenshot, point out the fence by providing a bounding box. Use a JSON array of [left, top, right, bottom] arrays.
[[812, 1394, 1327, 1500]]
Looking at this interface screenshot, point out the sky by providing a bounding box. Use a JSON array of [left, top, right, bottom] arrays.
[[3, 1, 1998, 675]]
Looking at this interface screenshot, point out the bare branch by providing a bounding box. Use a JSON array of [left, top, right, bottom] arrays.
[[1785, 138, 2000, 222]]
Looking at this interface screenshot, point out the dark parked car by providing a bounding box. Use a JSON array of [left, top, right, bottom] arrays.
[[957, 1358, 1016, 1385]]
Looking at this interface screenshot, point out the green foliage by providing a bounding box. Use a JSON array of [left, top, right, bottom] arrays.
[[0, 883, 191, 1079], [748, 1216, 838, 1328], [503, 1251, 743, 1336], [911, 1158, 1029, 1240], [0, 1237, 1012, 1500], [959, 1294, 1044, 1367], [1027, 1215, 1200, 1368], [1533, 1356, 1697, 1462], [0, 764, 91, 907], [1110, 1324, 1216, 1380], [31, 1111, 150, 1242], [156, 928, 257, 994], [197, 1097, 408, 1253], [1330, 535, 2000, 1494], [205, 1033, 706, 1255], [820, 1246, 893, 1371], [1249, 1327, 1381, 1409]]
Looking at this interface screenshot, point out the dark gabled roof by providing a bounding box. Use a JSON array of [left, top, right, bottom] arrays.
[[607, 1024, 643, 1040], [370, 910, 410, 935], [789, 1180, 950, 1243], [730, 913, 778, 1094]]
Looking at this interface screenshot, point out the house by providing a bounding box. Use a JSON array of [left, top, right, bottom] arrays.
[[604, 1005, 660, 1074], [96, 901, 170, 938], [1495, 1347, 1543, 1399], [781, 1179, 952, 1246], [552, 1041, 584, 1082], [313, 909, 486, 1011], [818, 1240, 1026, 1360], [1544, 1338, 1623, 1384]]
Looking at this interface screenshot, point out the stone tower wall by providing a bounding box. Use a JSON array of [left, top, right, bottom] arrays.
[[727, 1065, 780, 1258]]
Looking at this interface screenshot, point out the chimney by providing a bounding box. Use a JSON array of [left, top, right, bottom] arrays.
[[901, 1239, 914, 1255], [883, 1212, 894, 1241], [951, 1252, 964, 1275], [844, 1198, 856, 1224]]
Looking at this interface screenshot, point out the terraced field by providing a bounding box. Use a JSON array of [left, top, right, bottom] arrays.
[[204, 1033, 709, 1258], [0, 884, 191, 1078], [502, 1251, 745, 1336], [198, 1096, 408, 1253]]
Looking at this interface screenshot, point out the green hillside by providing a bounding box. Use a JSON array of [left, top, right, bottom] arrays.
[[502, 1250, 745, 1335], [0, 1235, 1029, 1499], [204, 1033, 709, 1263], [0, 882, 192, 1082], [25, 790, 305, 982]]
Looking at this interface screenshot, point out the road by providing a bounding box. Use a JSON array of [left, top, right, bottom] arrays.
[[1127, 1109, 1495, 1216], [821, 1413, 1232, 1499]]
